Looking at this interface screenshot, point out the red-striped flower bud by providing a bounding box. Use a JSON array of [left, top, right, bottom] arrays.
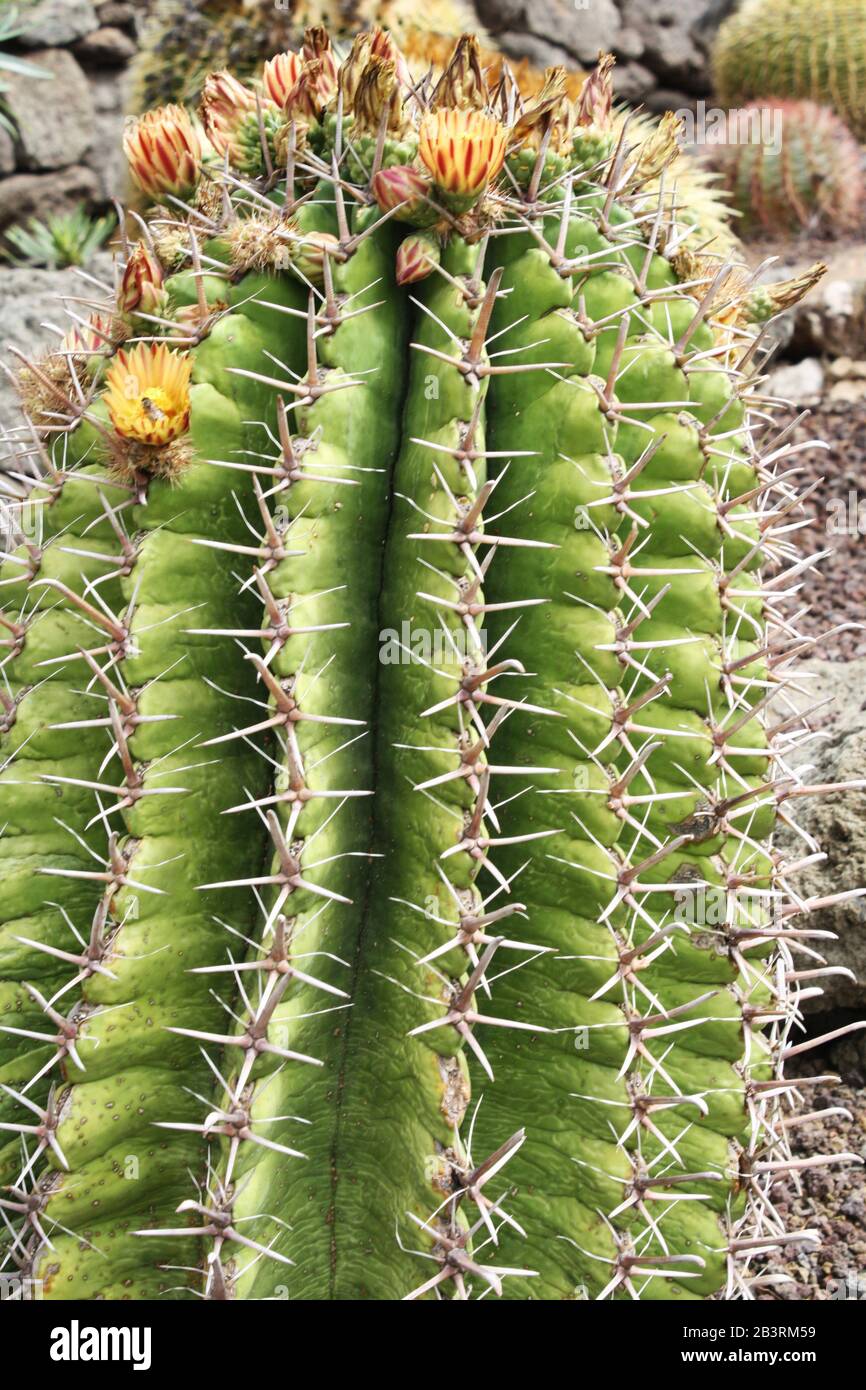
[[395, 233, 441, 286], [123, 104, 201, 203], [370, 164, 435, 223]]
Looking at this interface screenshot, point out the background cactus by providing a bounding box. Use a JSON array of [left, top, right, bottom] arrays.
[[0, 29, 858, 1302], [714, 0, 866, 140], [704, 100, 865, 236]]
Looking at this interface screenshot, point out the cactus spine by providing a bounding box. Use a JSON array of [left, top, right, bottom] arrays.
[[0, 30, 860, 1301]]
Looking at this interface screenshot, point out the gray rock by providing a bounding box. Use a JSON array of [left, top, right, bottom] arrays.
[[0, 165, 101, 235], [90, 68, 125, 114], [477, 0, 622, 63], [496, 31, 576, 72], [0, 253, 113, 438], [82, 104, 127, 202], [792, 279, 866, 360], [83, 68, 133, 201], [95, 2, 137, 29], [1, 48, 94, 172], [477, 0, 734, 94], [0, 125, 15, 177], [773, 659, 866, 1011], [613, 61, 655, 103], [644, 88, 697, 116], [16, 0, 98, 47], [767, 357, 825, 407], [74, 25, 136, 65]]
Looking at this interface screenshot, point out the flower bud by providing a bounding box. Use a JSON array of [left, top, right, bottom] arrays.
[[395, 233, 440, 286], [370, 164, 435, 223], [288, 229, 340, 287], [119, 243, 166, 318], [200, 70, 259, 166], [123, 104, 201, 203], [262, 50, 303, 109]]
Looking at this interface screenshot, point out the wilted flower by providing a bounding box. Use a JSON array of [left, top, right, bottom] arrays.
[[283, 61, 329, 124], [105, 343, 192, 446], [119, 243, 166, 318], [510, 67, 574, 155], [370, 164, 435, 222], [338, 32, 373, 108], [575, 52, 615, 131], [301, 25, 338, 99], [632, 111, 684, 183], [353, 57, 408, 138], [395, 233, 441, 286], [123, 104, 201, 202], [418, 109, 506, 199], [368, 25, 412, 89], [431, 34, 486, 111]]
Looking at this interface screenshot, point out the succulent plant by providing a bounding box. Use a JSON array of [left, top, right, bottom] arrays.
[[0, 30, 858, 1303], [0, 6, 50, 138], [703, 100, 865, 237], [714, 0, 866, 141], [2, 204, 117, 269]]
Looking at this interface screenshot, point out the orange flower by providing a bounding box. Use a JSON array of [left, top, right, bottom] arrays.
[[418, 109, 506, 199], [104, 343, 192, 446], [123, 105, 201, 202]]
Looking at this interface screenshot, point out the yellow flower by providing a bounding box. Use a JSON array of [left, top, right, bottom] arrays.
[[104, 343, 192, 446], [123, 105, 201, 202], [418, 109, 507, 199]]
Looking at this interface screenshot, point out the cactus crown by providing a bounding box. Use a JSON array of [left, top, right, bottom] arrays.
[[0, 25, 853, 1303]]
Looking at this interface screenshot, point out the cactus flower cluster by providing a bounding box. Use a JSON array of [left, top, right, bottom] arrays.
[[0, 26, 859, 1303]]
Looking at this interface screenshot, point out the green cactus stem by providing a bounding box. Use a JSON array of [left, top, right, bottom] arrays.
[[0, 32, 859, 1302]]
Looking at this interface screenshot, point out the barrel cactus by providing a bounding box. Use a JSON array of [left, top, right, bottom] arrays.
[[714, 0, 866, 140], [704, 99, 865, 236], [1, 30, 861, 1303]]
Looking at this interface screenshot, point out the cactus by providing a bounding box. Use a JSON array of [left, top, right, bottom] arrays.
[[703, 100, 865, 237], [135, 0, 486, 110], [0, 31, 859, 1303], [714, 0, 866, 140]]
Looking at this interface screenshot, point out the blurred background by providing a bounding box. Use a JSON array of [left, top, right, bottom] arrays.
[[1, 0, 864, 1299]]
